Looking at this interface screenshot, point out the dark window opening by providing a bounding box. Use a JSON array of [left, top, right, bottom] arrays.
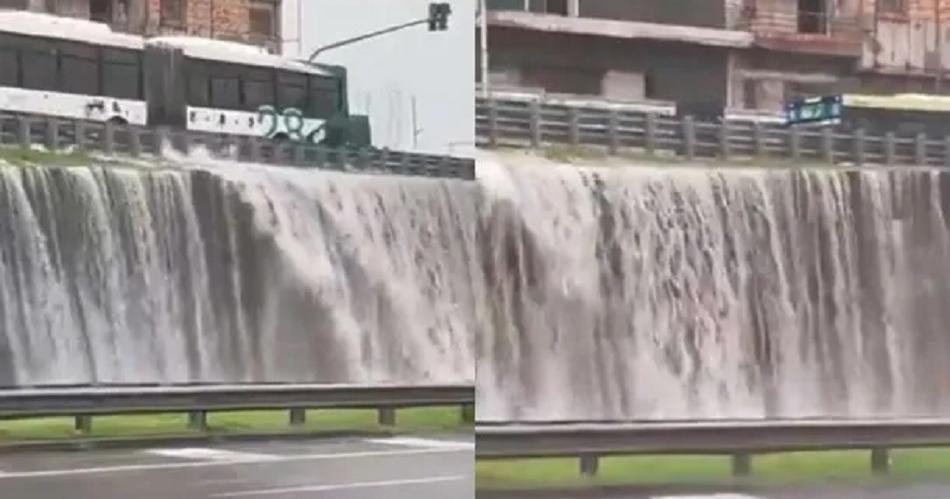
[[277, 71, 308, 110], [162, 0, 186, 26], [20, 39, 57, 91], [249, 1, 277, 39], [60, 42, 99, 95], [529, 0, 568, 15], [102, 48, 142, 99], [242, 67, 275, 109], [798, 0, 827, 34], [90, 0, 111, 23]]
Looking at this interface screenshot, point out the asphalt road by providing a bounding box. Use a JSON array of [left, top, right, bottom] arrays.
[[0, 434, 473, 498]]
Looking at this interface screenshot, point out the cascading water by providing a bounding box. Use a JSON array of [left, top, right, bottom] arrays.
[[475, 151, 950, 422], [0, 156, 478, 386]]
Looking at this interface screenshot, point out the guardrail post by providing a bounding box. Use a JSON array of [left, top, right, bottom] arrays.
[[568, 107, 580, 148], [460, 403, 474, 424], [289, 408, 306, 426], [682, 116, 696, 160], [822, 127, 834, 164], [719, 120, 730, 160], [74, 120, 86, 152], [915, 132, 927, 165], [607, 109, 620, 155], [103, 121, 115, 155], [17, 116, 30, 148], [853, 128, 865, 166], [885, 132, 896, 166], [529, 101, 542, 148], [248, 137, 262, 163], [488, 97, 499, 147], [129, 127, 142, 158], [579, 454, 599, 477], [871, 447, 890, 475], [753, 122, 765, 158], [789, 125, 801, 160], [44, 118, 59, 151], [645, 113, 657, 155], [378, 408, 396, 427], [188, 410, 208, 431], [732, 453, 751, 476], [74, 415, 92, 434]]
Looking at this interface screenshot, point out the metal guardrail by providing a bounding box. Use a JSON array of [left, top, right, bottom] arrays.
[[476, 419, 950, 477], [0, 112, 476, 180], [475, 95, 950, 168], [0, 383, 475, 434]]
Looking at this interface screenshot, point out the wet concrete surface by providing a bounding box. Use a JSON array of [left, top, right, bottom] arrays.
[[0, 434, 474, 498]]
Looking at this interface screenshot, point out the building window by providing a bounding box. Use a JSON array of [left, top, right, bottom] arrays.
[[162, 0, 186, 26], [879, 0, 905, 13], [798, 0, 828, 34], [90, 0, 111, 23], [529, 0, 568, 15], [249, 1, 277, 39]]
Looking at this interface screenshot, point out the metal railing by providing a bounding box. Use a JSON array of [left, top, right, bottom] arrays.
[[475, 95, 950, 168], [476, 418, 950, 477], [0, 383, 475, 434], [0, 112, 476, 181]]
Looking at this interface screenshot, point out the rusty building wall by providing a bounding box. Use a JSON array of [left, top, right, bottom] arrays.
[[862, 0, 950, 77]]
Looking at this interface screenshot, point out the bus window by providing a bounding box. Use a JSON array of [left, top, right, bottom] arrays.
[[308, 75, 338, 119], [60, 42, 99, 95], [242, 66, 274, 110], [277, 71, 307, 111], [102, 48, 141, 99], [20, 38, 57, 91], [186, 59, 210, 107], [0, 47, 17, 87], [208, 63, 241, 110]]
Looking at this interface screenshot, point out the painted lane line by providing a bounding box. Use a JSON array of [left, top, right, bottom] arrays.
[[144, 448, 281, 462], [0, 447, 459, 480], [211, 475, 468, 497], [364, 436, 475, 450], [652, 495, 767, 499]]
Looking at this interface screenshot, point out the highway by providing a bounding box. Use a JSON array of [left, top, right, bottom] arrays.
[[0, 434, 473, 498]]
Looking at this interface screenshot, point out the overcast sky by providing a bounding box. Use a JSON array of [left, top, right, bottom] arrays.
[[281, 0, 475, 157]]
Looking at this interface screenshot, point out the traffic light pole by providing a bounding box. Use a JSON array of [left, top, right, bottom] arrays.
[[307, 17, 430, 62]]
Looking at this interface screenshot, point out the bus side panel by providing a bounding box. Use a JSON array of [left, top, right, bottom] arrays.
[[144, 45, 186, 128]]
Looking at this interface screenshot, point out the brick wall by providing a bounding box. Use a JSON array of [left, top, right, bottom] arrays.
[[145, 0, 252, 40]]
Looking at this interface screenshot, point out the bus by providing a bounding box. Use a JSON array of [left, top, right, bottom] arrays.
[[785, 93, 950, 137], [0, 10, 371, 147]]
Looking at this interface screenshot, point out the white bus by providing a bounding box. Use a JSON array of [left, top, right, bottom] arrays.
[[0, 10, 371, 147]]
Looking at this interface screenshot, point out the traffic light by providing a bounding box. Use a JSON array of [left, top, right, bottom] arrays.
[[429, 2, 451, 31]]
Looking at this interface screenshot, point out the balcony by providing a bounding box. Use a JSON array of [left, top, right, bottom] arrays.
[[737, 8, 864, 58]]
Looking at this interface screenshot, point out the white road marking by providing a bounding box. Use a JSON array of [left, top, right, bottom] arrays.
[[364, 436, 474, 450], [144, 448, 281, 462], [0, 447, 459, 480], [652, 495, 767, 499], [210, 475, 467, 497]]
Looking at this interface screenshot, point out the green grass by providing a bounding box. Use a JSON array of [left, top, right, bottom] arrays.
[[0, 145, 91, 167], [0, 406, 468, 443], [476, 449, 950, 490]]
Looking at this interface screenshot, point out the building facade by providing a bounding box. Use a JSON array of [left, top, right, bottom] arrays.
[[481, 0, 950, 112], [0, 0, 280, 49]]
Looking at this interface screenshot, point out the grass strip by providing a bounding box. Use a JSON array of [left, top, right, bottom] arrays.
[[476, 449, 950, 490]]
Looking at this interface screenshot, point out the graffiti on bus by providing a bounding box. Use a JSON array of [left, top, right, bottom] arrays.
[[257, 105, 327, 144]]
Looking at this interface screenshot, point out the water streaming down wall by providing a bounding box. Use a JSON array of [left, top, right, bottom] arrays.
[[0, 160, 478, 386], [475, 153, 950, 421]]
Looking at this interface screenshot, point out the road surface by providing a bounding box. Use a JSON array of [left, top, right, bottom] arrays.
[[0, 434, 473, 498]]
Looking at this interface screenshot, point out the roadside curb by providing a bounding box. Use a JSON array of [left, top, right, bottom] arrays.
[[0, 429, 400, 454]]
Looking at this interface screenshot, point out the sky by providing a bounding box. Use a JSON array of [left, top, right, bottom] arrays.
[[281, 0, 475, 157]]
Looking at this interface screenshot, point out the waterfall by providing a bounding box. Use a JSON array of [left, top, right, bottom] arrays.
[[476, 152, 950, 421], [0, 159, 478, 386]]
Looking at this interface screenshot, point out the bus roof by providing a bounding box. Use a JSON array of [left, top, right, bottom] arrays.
[[146, 36, 333, 76], [842, 93, 950, 113], [0, 10, 143, 49]]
